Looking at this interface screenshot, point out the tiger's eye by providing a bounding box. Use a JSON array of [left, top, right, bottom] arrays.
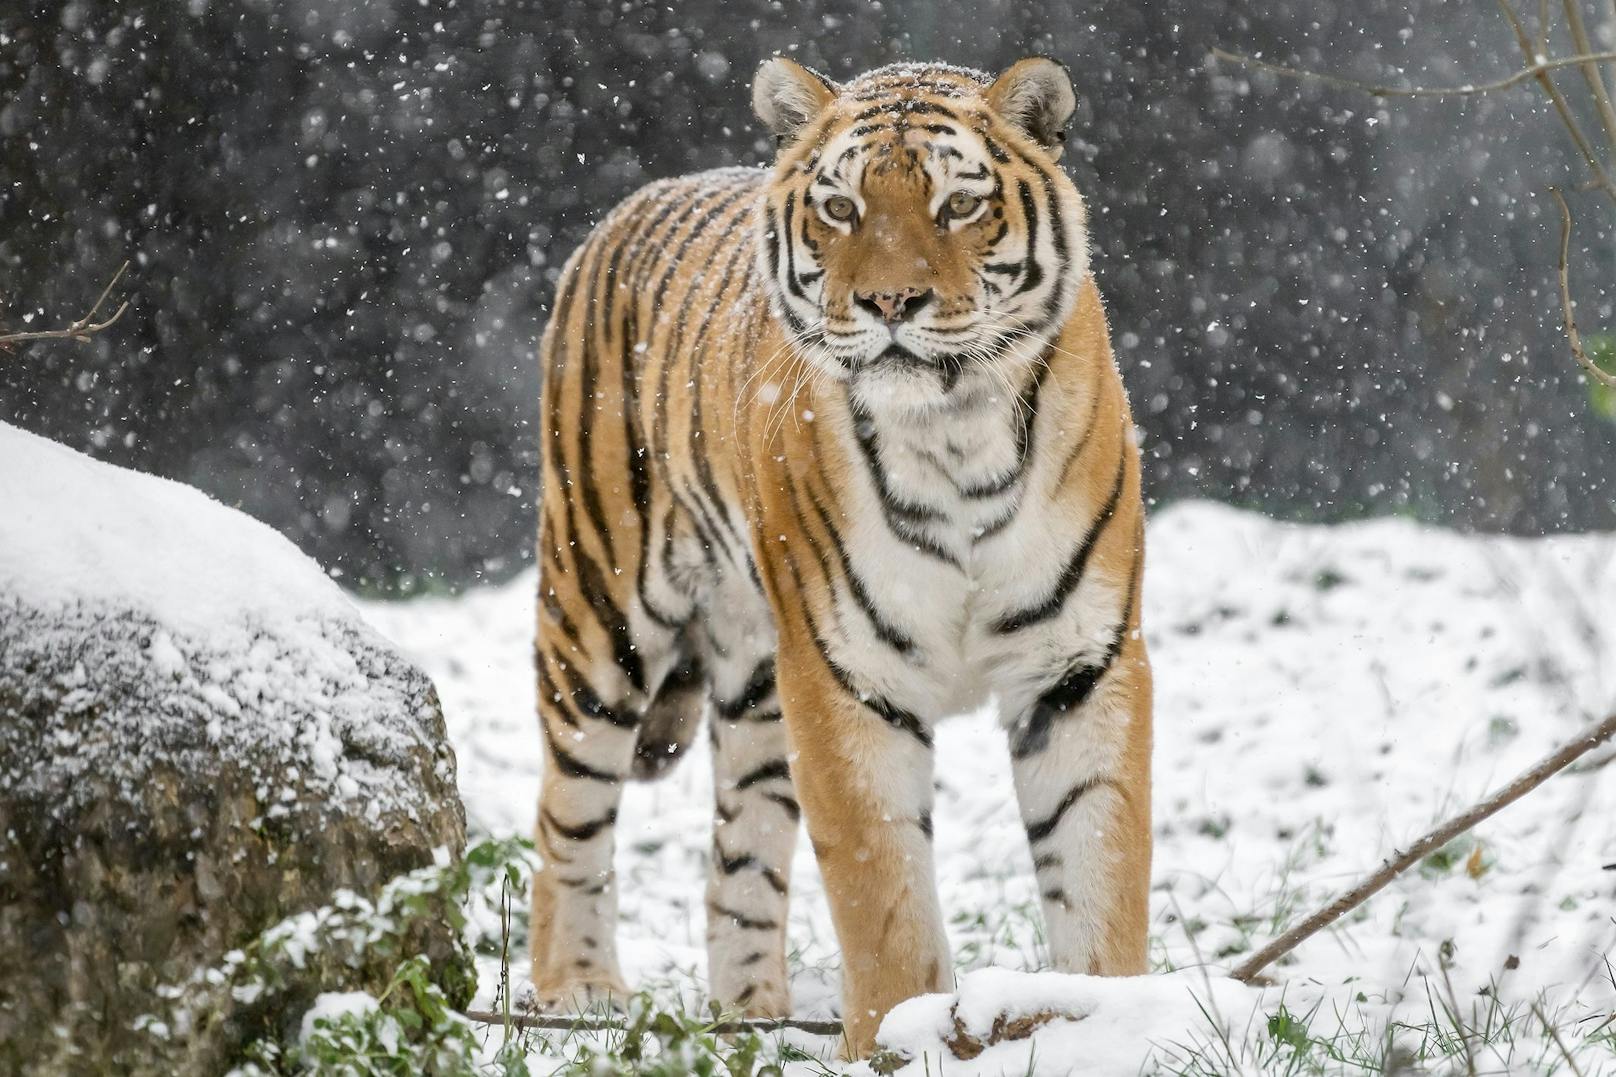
[[946, 191, 981, 219], [824, 195, 856, 223]]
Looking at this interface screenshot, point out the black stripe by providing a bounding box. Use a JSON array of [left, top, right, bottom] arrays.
[[569, 541, 646, 694], [681, 233, 755, 558], [1055, 382, 1107, 490], [547, 235, 645, 693], [708, 902, 778, 931], [781, 192, 807, 301], [570, 242, 648, 692], [1035, 166, 1074, 326], [714, 847, 790, 894], [992, 448, 1127, 635], [670, 488, 728, 568], [782, 535, 936, 750], [536, 648, 576, 729], [804, 483, 916, 655], [716, 847, 756, 874], [782, 475, 842, 609], [1011, 661, 1107, 760], [1010, 522, 1144, 760], [845, 393, 960, 568], [823, 656, 933, 749], [543, 807, 618, 842], [651, 185, 759, 457], [620, 304, 680, 630], [542, 717, 620, 783], [1025, 780, 1101, 844], [957, 353, 1049, 500], [853, 100, 961, 123], [1013, 179, 1044, 296], [536, 545, 583, 650], [554, 656, 639, 729], [735, 759, 791, 790], [764, 792, 801, 820], [717, 659, 777, 720]]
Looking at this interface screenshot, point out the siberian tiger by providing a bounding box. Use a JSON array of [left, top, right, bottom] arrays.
[[529, 56, 1152, 1058]]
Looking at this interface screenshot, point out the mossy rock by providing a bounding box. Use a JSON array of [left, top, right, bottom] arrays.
[[0, 602, 468, 1076]]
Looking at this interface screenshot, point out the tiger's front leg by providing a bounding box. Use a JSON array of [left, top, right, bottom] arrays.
[[1009, 630, 1153, 976], [775, 645, 951, 1059]]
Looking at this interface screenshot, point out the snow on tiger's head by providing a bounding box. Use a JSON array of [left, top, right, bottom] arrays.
[[752, 58, 1091, 414]]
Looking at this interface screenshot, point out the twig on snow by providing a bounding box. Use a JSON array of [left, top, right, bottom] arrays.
[[460, 1008, 845, 1038], [1232, 711, 1616, 984]]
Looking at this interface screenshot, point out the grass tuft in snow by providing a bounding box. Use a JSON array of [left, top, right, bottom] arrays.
[[1153, 960, 1616, 1076]]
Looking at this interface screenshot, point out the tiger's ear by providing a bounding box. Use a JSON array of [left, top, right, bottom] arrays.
[[753, 57, 838, 147], [987, 57, 1077, 159]]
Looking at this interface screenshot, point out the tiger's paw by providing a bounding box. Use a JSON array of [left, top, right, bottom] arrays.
[[530, 974, 631, 1015], [722, 979, 791, 1021]]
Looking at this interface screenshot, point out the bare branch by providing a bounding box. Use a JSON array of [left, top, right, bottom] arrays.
[[1560, 0, 1616, 150], [1497, 0, 1616, 205], [460, 1008, 844, 1038], [1232, 710, 1616, 984], [1550, 188, 1616, 389], [1212, 24, 1616, 205], [1208, 45, 1616, 99], [0, 262, 131, 349]]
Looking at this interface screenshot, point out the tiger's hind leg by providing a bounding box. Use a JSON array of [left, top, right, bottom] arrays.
[[700, 594, 796, 1018], [528, 635, 640, 1010], [528, 611, 688, 1011]]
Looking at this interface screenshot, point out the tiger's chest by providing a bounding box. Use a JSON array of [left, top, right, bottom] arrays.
[[810, 377, 1110, 724]]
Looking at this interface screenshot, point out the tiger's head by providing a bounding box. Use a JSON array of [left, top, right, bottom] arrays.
[[752, 58, 1089, 414]]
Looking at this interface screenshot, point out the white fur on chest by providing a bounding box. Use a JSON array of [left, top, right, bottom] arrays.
[[822, 368, 1120, 725]]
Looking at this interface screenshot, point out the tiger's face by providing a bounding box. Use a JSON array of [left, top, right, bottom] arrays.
[[753, 58, 1089, 412]]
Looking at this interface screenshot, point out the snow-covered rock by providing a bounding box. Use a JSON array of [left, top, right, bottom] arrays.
[[0, 423, 466, 1074]]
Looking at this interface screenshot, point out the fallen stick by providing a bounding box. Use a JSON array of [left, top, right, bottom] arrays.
[[1233, 711, 1616, 983], [461, 1007, 844, 1038]]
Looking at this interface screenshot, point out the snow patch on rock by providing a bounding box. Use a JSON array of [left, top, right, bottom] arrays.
[[0, 422, 350, 634]]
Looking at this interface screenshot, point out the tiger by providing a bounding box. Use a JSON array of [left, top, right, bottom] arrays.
[[527, 56, 1153, 1059]]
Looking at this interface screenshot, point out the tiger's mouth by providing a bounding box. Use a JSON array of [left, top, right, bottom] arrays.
[[875, 342, 926, 366]]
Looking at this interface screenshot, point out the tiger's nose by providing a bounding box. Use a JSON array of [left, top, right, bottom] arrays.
[[855, 287, 934, 323]]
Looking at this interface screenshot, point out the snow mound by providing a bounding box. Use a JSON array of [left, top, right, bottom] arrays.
[[0, 422, 348, 635], [861, 968, 1259, 1076]]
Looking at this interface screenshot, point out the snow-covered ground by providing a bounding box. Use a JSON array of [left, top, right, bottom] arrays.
[[361, 502, 1616, 1074]]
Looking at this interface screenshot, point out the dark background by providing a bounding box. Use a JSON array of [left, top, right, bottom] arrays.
[[3, 0, 1612, 595]]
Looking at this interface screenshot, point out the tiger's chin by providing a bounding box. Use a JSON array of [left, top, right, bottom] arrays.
[[849, 344, 975, 418]]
